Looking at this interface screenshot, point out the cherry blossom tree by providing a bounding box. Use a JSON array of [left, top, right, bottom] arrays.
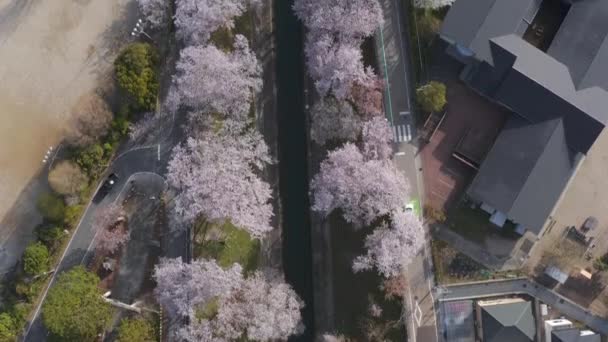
[[166, 122, 273, 238], [170, 35, 261, 117], [175, 0, 259, 44], [361, 116, 393, 160], [95, 224, 130, 254], [310, 143, 409, 226], [92, 203, 130, 253], [350, 74, 384, 117], [137, 0, 170, 28], [305, 34, 369, 99], [311, 97, 362, 145], [353, 209, 424, 278], [414, 0, 455, 9], [153, 258, 243, 318], [213, 273, 304, 341], [293, 0, 383, 40]]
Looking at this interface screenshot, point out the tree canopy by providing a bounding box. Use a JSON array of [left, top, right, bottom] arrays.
[[117, 318, 156, 342], [37, 193, 66, 223], [48, 160, 88, 196], [42, 266, 111, 340], [115, 43, 159, 110], [416, 81, 447, 113]]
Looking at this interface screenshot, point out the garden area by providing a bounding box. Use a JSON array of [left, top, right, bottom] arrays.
[[446, 201, 520, 244], [193, 219, 260, 275], [432, 239, 522, 284]]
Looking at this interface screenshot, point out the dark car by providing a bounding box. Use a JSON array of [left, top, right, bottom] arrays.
[[95, 173, 119, 201]]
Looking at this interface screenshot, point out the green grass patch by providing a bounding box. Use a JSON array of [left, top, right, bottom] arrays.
[[446, 203, 519, 243], [209, 11, 254, 52], [193, 221, 260, 274]]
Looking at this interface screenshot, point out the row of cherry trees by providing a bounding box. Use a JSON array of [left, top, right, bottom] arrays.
[[294, 0, 425, 278], [138, 0, 304, 341]]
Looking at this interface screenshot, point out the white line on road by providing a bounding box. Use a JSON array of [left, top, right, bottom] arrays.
[[407, 285, 417, 342], [157, 144, 160, 161], [23, 172, 106, 338]]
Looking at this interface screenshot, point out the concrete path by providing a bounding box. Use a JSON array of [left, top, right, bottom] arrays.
[[440, 278, 608, 336]]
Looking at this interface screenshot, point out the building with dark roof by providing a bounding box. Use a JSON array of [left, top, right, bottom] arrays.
[[552, 328, 601, 342], [475, 298, 535, 342], [545, 319, 600, 342], [439, 0, 608, 235]]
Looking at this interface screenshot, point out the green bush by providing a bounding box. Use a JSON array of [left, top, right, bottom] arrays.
[[23, 242, 50, 276], [64, 205, 84, 228], [114, 43, 159, 111], [36, 193, 66, 223], [42, 266, 111, 340], [36, 225, 63, 248], [117, 318, 155, 342], [75, 143, 105, 175], [416, 81, 447, 113], [0, 313, 16, 342], [15, 277, 46, 303]]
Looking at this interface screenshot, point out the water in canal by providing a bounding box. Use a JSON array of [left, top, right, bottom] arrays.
[[275, 0, 314, 340]]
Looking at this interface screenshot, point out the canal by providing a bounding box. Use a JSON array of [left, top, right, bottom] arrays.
[[275, 0, 315, 340]]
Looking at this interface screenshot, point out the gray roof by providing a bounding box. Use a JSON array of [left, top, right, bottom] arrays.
[[467, 117, 579, 233], [547, 0, 608, 91], [552, 328, 601, 342], [490, 35, 608, 153], [440, 0, 541, 64], [481, 301, 535, 342]]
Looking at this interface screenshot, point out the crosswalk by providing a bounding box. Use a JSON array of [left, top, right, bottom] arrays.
[[393, 124, 412, 142]]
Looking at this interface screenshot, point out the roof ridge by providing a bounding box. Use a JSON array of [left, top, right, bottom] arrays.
[[513, 302, 534, 338]]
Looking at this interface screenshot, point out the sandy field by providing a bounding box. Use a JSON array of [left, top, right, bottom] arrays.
[[0, 0, 134, 222]]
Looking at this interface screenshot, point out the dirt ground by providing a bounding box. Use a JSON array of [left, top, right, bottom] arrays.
[[524, 127, 608, 316], [0, 0, 135, 224]]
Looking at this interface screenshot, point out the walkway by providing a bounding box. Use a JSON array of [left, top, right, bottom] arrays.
[[375, 0, 437, 341], [440, 278, 608, 335]]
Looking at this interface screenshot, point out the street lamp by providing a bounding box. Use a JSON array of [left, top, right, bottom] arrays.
[[131, 19, 153, 41]]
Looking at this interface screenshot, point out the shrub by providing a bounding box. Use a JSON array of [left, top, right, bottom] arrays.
[[36, 225, 64, 249], [75, 143, 105, 176], [42, 266, 111, 340], [37, 193, 66, 223], [416, 81, 446, 113], [64, 205, 84, 228], [114, 43, 159, 111], [117, 318, 155, 342], [23, 242, 50, 276], [424, 204, 446, 223], [0, 313, 16, 341], [48, 160, 88, 196]]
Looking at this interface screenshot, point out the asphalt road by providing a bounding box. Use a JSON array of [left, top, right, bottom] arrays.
[[375, 0, 438, 341], [23, 109, 188, 342], [440, 278, 608, 336]]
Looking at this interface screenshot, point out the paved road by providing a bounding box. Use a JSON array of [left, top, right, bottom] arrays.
[[376, 0, 438, 341], [440, 278, 608, 336], [23, 110, 188, 342]]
